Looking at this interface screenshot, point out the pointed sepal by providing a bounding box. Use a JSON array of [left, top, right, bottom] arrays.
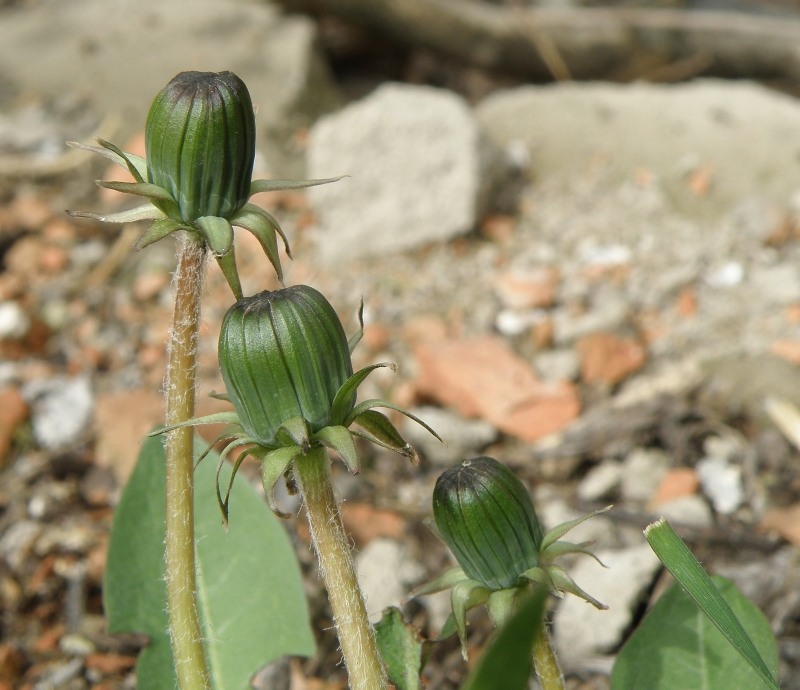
[[312, 425, 360, 474], [451, 579, 492, 659], [261, 445, 302, 519], [249, 175, 346, 195]]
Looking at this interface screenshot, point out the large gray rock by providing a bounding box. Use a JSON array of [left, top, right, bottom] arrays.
[[0, 0, 340, 174], [477, 80, 800, 217], [306, 83, 504, 262]]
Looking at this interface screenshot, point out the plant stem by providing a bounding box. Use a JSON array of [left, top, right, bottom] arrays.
[[532, 626, 565, 690], [293, 449, 387, 690], [164, 234, 210, 690]]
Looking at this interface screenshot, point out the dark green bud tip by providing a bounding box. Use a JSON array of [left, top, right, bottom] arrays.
[[433, 457, 545, 590], [218, 285, 355, 447], [145, 71, 256, 222]]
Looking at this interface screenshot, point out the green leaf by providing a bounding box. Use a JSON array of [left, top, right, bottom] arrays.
[[374, 607, 425, 690], [461, 588, 546, 690], [611, 576, 779, 690], [105, 433, 315, 690], [642, 519, 778, 690]]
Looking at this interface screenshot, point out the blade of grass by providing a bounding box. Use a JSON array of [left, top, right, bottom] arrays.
[[644, 519, 778, 690]]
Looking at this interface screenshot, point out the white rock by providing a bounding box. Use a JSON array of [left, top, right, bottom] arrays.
[[577, 460, 623, 502], [0, 301, 30, 339], [356, 538, 424, 623], [23, 376, 94, 450], [704, 261, 744, 288], [655, 495, 714, 528], [307, 83, 503, 261], [697, 454, 744, 514], [620, 447, 670, 504], [397, 406, 497, 466], [552, 544, 662, 671]]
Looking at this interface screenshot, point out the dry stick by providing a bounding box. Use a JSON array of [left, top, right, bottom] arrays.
[[275, 0, 800, 82], [294, 449, 387, 690], [532, 626, 565, 690], [164, 234, 211, 690]]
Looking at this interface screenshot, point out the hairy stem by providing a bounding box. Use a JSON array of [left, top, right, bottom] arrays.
[[532, 625, 565, 690], [164, 234, 210, 690], [294, 449, 387, 690]]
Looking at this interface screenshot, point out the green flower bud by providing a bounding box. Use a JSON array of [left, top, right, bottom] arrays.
[[433, 457, 544, 590], [145, 71, 256, 222], [218, 285, 355, 447]]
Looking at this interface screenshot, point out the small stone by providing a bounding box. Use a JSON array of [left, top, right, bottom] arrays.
[[59, 633, 95, 657], [401, 405, 497, 465], [704, 261, 744, 288], [553, 544, 662, 670], [356, 539, 424, 623], [697, 454, 744, 515], [0, 301, 30, 340], [577, 331, 647, 385], [656, 495, 713, 528], [577, 460, 623, 502], [621, 447, 670, 504], [495, 309, 547, 337], [23, 376, 93, 450], [0, 520, 43, 571], [492, 267, 559, 309]]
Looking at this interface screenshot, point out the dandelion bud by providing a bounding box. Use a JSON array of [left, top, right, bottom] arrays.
[[145, 71, 256, 222], [433, 457, 544, 590], [218, 286, 354, 447]]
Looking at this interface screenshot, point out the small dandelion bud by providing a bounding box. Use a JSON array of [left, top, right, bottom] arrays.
[[433, 456, 544, 590], [218, 285, 355, 447], [145, 71, 256, 222]]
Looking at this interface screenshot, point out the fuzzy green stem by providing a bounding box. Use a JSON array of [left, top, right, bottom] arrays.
[[164, 234, 211, 690], [532, 625, 565, 690], [294, 449, 387, 690]]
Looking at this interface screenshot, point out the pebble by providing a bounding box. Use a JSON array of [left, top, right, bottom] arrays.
[[697, 454, 744, 515], [552, 544, 662, 671], [355, 538, 424, 623], [402, 405, 497, 466], [655, 495, 714, 528], [577, 460, 623, 502], [0, 520, 42, 571], [0, 301, 30, 340], [59, 633, 95, 657], [620, 447, 670, 504], [704, 260, 744, 288], [23, 376, 94, 450]]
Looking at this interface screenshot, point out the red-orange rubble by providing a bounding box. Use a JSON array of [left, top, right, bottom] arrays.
[[413, 335, 580, 442]]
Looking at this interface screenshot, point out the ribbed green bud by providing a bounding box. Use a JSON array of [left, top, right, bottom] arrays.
[[218, 285, 355, 447], [145, 71, 256, 222], [433, 457, 545, 590]]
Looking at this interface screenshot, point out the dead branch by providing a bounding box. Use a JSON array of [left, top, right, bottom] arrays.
[[273, 0, 800, 83]]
